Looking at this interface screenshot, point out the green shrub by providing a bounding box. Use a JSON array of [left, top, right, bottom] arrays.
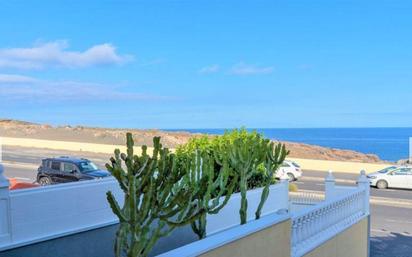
[[177, 128, 277, 191], [177, 128, 289, 224], [289, 183, 299, 192]]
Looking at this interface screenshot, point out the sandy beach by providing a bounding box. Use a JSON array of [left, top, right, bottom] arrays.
[[0, 119, 394, 174], [0, 119, 387, 163], [1, 136, 389, 174]]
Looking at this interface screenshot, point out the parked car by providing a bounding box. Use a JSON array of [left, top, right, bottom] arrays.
[[367, 166, 412, 189], [275, 160, 302, 182], [36, 157, 110, 186]]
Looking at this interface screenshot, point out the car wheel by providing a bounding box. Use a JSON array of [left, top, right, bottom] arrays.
[[287, 173, 296, 182], [39, 176, 52, 186], [376, 180, 388, 189]]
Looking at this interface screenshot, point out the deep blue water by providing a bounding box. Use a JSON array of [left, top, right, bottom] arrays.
[[167, 128, 412, 162]]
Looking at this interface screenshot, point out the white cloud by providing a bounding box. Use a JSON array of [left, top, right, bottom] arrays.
[[0, 74, 39, 83], [229, 62, 274, 75], [0, 40, 133, 70], [0, 73, 162, 102], [198, 64, 220, 74]]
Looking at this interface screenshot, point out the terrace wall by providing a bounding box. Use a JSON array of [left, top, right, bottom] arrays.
[[303, 218, 369, 257], [0, 163, 289, 256], [0, 163, 370, 257], [200, 219, 291, 257], [160, 171, 370, 257]]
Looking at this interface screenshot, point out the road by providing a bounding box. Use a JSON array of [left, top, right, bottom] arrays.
[[1, 146, 412, 256]]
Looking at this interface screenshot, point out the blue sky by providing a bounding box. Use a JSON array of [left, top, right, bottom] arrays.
[[0, 1, 411, 129]]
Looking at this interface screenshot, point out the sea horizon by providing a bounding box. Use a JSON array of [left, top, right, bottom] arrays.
[[166, 127, 412, 162], [2, 119, 411, 162]]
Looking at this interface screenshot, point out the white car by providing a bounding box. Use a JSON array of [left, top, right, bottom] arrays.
[[275, 160, 302, 182], [367, 166, 412, 189]]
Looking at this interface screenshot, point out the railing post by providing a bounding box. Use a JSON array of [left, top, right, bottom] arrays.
[[280, 172, 290, 211], [0, 163, 12, 246], [357, 170, 370, 215], [324, 170, 336, 200]]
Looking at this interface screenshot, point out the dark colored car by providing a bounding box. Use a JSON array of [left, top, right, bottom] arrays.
[[36, 157, 111, 185]]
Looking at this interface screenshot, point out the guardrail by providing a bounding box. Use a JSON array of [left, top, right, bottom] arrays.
[[291, 171, 370, 257], [290, 191, 324, 205]]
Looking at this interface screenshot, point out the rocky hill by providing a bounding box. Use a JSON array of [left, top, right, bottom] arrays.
[[0, 119, 385, 163]]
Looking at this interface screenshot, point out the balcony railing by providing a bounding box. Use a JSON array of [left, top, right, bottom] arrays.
[[290, 171, 370, 257], [290, 191, 324, 205]]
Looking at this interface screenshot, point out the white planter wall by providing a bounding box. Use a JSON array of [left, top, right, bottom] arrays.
[[0, 177, 123, 251], [0, 171, 289, 251], [206, 182, 289, 236]]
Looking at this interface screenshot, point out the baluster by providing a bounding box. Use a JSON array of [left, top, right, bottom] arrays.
[[292, 220, 298, 248], [297, 217, 303, 245]]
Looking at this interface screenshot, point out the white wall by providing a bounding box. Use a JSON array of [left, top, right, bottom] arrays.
[[0, 177, 123, 251], [206, 182, 289, 236], [0, 169, 289, 252]]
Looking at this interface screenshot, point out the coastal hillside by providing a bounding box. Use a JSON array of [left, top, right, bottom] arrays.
[[0, 119, 384, 163]]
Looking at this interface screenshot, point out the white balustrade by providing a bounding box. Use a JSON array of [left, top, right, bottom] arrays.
[[291, 171, 370, 257], [324, 170, 335, 200], [290, 192, 324, 206]]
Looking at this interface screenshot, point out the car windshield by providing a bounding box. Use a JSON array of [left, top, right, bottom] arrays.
[[291, 161, 301, 168], [378, 166, 397, 174], [78, 161, 99, 173]]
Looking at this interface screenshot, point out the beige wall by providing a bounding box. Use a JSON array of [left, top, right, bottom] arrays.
[[303, 217, 369, 257], [199, 217, 368, 257], [200, 219, 291, 257]]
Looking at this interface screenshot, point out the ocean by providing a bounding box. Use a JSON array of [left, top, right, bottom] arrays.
[[167, 128, 412, 162]]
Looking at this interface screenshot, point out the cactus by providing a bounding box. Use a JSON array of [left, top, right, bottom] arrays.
[[226, 135, 267, 225], [106, 133, 207, 257], [255, 142, 289, 219], [178, 128, 290, 226], [187, 149, 238, 239]]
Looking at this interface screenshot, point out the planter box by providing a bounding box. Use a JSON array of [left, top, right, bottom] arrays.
[[0, 176, 289, 256], [206, 182, 289, 236], [157, 212, 291, 257]]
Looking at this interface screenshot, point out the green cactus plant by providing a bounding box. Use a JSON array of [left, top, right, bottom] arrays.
[[255, 142, 289, 219], [177, 129, 291, 226], [106, 133, 207, 257], [187, 149, 238, 239], [226, 134, 267, 225]]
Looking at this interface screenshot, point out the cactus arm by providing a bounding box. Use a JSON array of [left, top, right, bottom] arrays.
[[255, 142, 289, 220], [255, 185, 269, 219], [239, 174, 248, 224], [141, 225, 163, 257], [191, 219, 201, 238], [107, 191, 128, 223], [209, 173, 238, 214], [114, 223, 129, 257]]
